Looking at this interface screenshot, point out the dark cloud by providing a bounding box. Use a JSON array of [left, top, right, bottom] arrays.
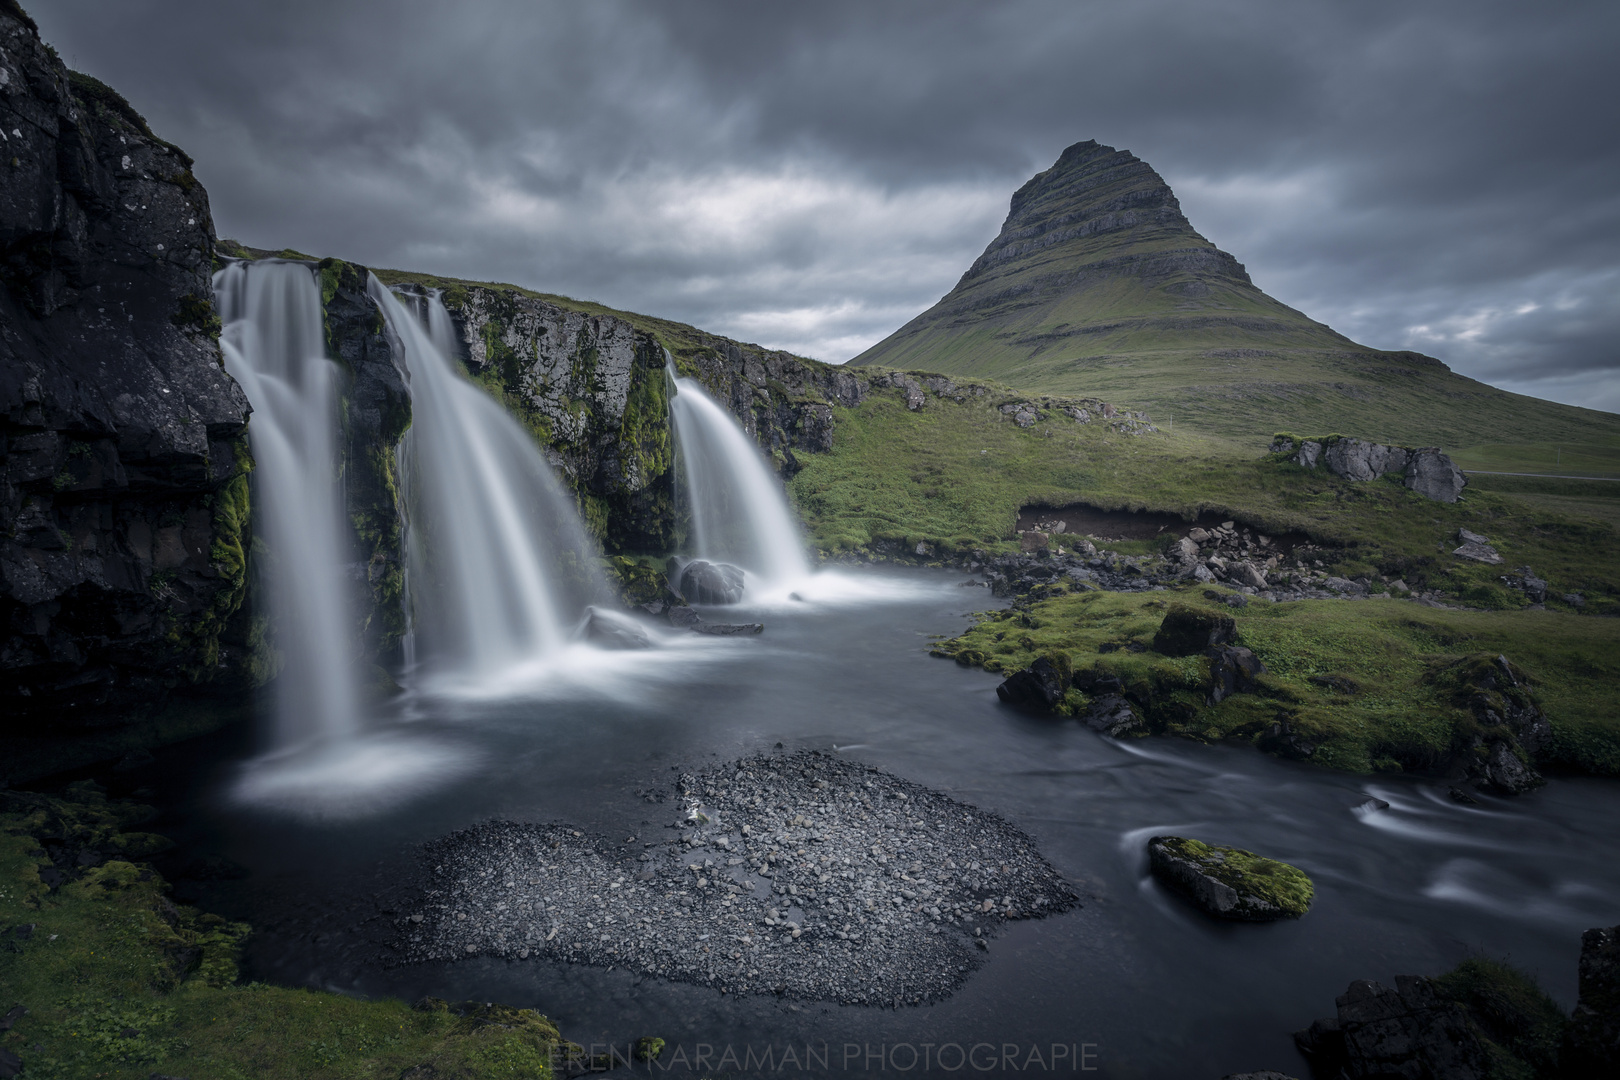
[[32, 0, 1619, 410]]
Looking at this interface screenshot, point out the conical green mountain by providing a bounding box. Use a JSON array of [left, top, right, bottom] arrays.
[[851, 140, 1617, 449]]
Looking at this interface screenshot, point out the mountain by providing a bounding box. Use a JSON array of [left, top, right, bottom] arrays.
[[850, 140, 1618, 449]]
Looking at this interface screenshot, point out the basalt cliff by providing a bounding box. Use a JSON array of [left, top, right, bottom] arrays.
[[1, 3, 250, 749]]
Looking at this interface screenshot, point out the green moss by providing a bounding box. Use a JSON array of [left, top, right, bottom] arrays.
[[0, 789, 570, 1079], [1433, 957, 1569, 1079], [316, 257, 350, 309], [1155, 836, 1314, 917], [604, 555, 672, 608], [169, 293, 221, 337]]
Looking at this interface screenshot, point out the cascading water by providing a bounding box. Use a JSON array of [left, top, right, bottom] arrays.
[[668, 365, 812, 594], [371, 277, 606, 680], [215, 260, 361, 747]]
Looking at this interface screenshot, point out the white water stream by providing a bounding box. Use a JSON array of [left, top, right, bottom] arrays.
[[668, 367, 812, 597], [374, 280, 605, 682], [215, 260, 361, 747]]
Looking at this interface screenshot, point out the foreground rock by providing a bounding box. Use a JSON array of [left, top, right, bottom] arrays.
[[1296, 950, 1582, 1079], [1146, 836, 1312, 921], [396, 751, 1078, 1005], [1565, 924, 1620, 1075]]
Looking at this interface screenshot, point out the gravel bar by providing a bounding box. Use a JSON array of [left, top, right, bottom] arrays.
[[392, 750, 1079, 1005]]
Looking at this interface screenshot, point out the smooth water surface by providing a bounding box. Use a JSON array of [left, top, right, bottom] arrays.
[[154, 569, 1620, 1078]]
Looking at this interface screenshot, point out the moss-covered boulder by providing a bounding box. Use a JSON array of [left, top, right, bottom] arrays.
[[1146, 836, 1313, 921], [1151, 605, 1236, 657]]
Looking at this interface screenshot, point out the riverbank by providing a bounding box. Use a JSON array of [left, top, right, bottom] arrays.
[[0, 786, 614, 1079], [932, 582, 1620, 780]]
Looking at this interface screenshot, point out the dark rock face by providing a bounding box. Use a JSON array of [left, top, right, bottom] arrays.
[[417, 281, 861, 553], [677, 560, 746, 605], [1565, 924, 1620, 1076], [1296, 976, 1493, 1079], [995, 656, 1068, 712], [1, 8, 251, 735], [1152, 605, 1236, 656], [433, 284, 678, 552], [322, 260, 410, 660]]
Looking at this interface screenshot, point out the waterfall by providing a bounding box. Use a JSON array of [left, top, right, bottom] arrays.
[[214, 260, 361, 747], [370, 277, 605, 678], [668, 366, 812, 594]]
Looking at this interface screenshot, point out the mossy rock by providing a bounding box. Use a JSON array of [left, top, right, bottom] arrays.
[[1151, 605, 1236, 657], [1147, 835, 1314, 921]]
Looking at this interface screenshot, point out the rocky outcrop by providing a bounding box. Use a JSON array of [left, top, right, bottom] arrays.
[[1146, 836, 1313, 921], [1297, 954, 1574, 1079], [1440, 654, 1550, 797], [1, 6, 251, 738], [1271, 434, 1467, 503], [1452, 528, 1502, 565], [1294, 977, 1494, 1079]]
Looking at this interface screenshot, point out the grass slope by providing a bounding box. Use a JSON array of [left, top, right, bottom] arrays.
[[789, 381, 1619, 611]]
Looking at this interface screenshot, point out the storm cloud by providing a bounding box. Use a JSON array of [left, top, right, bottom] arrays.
[[34, 0, 1620, 410]]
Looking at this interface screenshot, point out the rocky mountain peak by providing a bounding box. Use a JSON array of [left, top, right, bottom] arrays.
[[963, 138, 1243, 287]]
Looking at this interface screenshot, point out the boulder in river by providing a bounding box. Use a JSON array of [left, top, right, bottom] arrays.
[[996, 656, 1069, 712], [678, 560, 746, 604], [582, 608, 652, 650], [1152, 605, 1237, 656], [1146, 836, 1313, 921]]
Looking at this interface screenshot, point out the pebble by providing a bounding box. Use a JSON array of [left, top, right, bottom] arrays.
[[393, 751, 1077, 1006]]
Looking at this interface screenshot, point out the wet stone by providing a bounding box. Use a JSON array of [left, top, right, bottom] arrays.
[[394, 751, 1078, 1006]]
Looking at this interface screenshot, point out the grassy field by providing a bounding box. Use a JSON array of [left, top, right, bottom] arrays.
[[1449, 440, 1620, 479], [931, 587, 1620, 778], [0, 788, 631, 1080], [788, 379, 1619, 612]]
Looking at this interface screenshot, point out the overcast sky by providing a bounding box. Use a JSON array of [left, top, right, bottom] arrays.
[[34, 0, 1620, 413]]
